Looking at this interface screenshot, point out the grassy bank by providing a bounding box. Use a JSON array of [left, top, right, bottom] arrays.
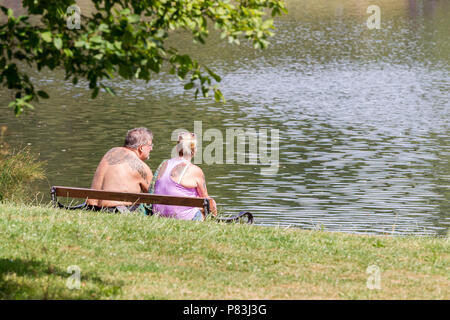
[[0, 139, 46, 203], [0, 202, 448, 299]]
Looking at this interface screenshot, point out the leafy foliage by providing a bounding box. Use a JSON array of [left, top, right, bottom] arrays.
[[0, 0, 287, 115]]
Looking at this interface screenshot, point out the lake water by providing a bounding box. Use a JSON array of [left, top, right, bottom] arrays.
[[1, 0, 449, 236]]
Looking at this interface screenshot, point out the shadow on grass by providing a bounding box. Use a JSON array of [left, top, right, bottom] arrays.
[[0, 258, 123, 299]]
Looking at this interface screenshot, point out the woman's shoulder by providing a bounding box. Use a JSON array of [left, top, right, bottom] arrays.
[[166, 158, 203, 177], [187, 163, 204, 176]]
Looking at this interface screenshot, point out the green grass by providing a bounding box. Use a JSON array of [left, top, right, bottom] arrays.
[[0, 146, 46, 203], [0, 202, 448, 299]]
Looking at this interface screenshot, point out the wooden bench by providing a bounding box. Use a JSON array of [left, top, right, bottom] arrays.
[[51, 186, 253, 224]]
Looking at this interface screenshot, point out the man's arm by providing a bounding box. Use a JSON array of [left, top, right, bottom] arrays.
[[140, 165, 153, 192]]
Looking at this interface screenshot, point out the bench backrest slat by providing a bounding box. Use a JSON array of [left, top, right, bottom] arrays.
[[52, 186, 206, 207]]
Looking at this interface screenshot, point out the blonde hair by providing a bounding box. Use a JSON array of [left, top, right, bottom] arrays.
[[177, 132, 197, 158]]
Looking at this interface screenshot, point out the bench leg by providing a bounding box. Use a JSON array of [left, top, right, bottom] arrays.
[[203, 198, 210, 217], [50, 187, 57, 208]]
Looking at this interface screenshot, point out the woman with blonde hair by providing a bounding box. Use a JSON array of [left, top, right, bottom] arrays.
[[152, 132, 217, 221]]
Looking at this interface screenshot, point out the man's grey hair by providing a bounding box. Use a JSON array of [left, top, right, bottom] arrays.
[[124, 127, 153, 149]]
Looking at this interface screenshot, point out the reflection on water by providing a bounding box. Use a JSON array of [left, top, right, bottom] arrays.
[[0, 0, 449, 235]]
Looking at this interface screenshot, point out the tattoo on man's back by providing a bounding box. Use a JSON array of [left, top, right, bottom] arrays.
[[105, 148, 147, 181], [127, 157, 147, 181], [105, 148, 126, 165]]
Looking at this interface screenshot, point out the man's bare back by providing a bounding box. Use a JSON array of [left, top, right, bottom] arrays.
[[87, 128, 153, 207]]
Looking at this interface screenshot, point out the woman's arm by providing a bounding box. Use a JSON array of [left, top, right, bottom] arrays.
[[195, 169, 217, 216]]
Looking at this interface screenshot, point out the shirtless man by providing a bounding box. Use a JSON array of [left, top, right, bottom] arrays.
[[87, 127, 153, 208]]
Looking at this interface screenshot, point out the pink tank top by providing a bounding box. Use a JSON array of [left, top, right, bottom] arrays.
[[153, 158, 200, 220]]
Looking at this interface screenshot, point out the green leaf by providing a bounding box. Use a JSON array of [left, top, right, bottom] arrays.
[[205, 67, 221, 82], [120, 8, 131, 16], [63, 49, 73, 58], [23, 102, 34, 110], [41, 32, 52, 43], [154, 29, 166, 39], [53, 37, 62, 50], [103, 86, 116, 96], [184, 82, 194, 90], [90, 35, 102, 43], [128, 14, 141, 24], [98, 23, 110, 32], [37, 90, 49, 99], [74, 40, 85, 47], [262, 19, 274, 29], [214, 89, 224, 103]]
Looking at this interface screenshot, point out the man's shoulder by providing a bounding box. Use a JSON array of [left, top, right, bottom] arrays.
[[101, 147, 135, 165], [102, 147, 127, 158], [104, 146, 128, 155], [142, 160, 152, 171]]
